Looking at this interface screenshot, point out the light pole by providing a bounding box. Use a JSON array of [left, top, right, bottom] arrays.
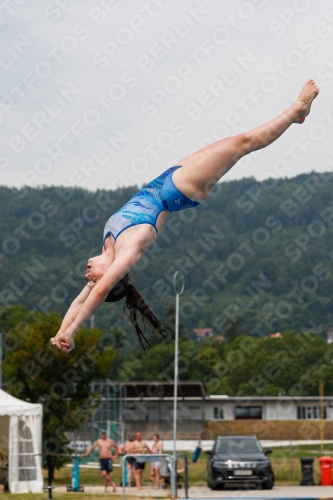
[[172, 271, 184, 499]]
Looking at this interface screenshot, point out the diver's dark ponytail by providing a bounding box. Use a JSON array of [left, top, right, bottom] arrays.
[[123, 283, 171, 351]]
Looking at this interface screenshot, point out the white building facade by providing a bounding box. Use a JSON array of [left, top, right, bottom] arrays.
[[122, 382, 333, 423]]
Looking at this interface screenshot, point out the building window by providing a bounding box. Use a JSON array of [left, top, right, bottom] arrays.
[[234, 406, 262, 419], [213, 407, 224, 419], [297, 406, 305, 419], [297, 405, 327, 419]]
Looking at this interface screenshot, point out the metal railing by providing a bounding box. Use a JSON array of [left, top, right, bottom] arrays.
[[121, 452, 189, 499], [34, 453, 83, 499], [121, 453, 175, 500], [176, 453, 189, 498]]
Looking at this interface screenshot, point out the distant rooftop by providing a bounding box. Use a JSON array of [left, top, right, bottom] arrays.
[[121, 381, 205, 399]]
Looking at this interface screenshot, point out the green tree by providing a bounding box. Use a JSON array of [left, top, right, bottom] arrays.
[[211, 332, 333, 397], [223, 319, 244, 343], [3, 311, 116, 475], [118, 331, 333, 398], [0, 305, 32, 333], [118, 338, 221, 383], [163, 306, 189, 339]]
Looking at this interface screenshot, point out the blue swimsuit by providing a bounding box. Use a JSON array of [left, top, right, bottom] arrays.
[[103, 166, 199, 242]]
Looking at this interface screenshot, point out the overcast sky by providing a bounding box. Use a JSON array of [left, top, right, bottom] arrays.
[[1, 0, 333, 191]]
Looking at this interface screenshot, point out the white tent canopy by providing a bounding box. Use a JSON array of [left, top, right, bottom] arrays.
[[0, 388, 43, 494]]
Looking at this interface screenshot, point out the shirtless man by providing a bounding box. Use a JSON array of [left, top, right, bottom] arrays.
[[132, 431, 151, 489], [81, 430, 119, 493]]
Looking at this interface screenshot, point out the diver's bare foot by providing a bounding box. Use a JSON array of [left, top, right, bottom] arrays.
[[294, 80, 319, 124]]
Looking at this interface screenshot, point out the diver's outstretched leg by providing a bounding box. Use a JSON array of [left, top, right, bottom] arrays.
[[173, 80, 319, 200]]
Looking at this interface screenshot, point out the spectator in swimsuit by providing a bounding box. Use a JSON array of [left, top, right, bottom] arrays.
[[81, 430, 118, 493], [50, 81, 319, 353], [132, 431, 151, 490], [124, 436, 136, 487], [149, 433, 163, 489]]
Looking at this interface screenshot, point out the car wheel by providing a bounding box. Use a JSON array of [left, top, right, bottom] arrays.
[[207, 481, 216, 490], [207, 481, 224, 490], [262, 480, 274, 490]]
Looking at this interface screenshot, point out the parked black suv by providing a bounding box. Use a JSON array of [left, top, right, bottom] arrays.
[[206, 435, 274, 490]]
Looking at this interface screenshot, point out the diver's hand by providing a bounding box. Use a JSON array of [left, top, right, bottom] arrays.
[[86, 278, 99, 290], [50, 331, 75, 353]]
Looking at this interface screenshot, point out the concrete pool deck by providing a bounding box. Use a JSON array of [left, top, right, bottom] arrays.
[[53, 484, 333, 498]]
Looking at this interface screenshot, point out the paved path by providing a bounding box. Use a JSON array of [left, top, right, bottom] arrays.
[[54, 484, 333, 498], [185, 484, 333, 498]]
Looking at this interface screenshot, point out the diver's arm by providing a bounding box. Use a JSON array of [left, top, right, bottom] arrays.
[[53, 246, 144, 351], [51, 283, 95, 342]]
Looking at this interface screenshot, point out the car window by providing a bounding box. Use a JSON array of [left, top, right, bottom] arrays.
[[216, 438, 263, 454]]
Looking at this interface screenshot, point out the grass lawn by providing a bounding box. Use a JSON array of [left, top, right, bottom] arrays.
[[46, 451, 206, 487], [269, 443, 333, 484], [1, 444, 330, 497], [0, 495, 154, 500], [47, 445, 328, 487]]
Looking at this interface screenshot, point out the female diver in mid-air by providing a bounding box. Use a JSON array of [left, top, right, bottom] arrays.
[[51, 80, 319, 353]]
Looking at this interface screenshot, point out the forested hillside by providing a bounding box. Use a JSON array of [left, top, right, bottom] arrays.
[[1, 170, 333, 351], [2, 307, 332, 396]]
